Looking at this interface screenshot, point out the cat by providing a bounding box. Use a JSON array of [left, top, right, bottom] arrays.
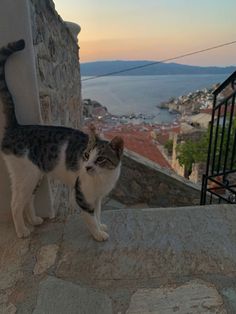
[[0, 39, 124, 241]]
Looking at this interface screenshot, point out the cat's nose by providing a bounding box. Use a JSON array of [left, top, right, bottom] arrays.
[[86, 166, 93, 172]]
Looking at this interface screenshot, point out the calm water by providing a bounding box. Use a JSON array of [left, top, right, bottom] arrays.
[[82, 74, 228, 123]]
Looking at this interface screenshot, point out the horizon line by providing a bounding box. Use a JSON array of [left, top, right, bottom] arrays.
[[80, 59, 236, 68]]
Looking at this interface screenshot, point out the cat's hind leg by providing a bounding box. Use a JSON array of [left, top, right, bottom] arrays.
[[11, 186, 31, 238], [4, 155, 42, 238], [24, 175, 44, 226], [25, 194, 44, 226]]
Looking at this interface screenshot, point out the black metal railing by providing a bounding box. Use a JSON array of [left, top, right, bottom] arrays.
[[201, 71, 236, 205]]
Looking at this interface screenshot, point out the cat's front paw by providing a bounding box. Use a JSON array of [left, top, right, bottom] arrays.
[[31, 216, 44, 226], [16, 226, 31, 238], [93, 230, 109, 242], [100, 223, 108, 232]]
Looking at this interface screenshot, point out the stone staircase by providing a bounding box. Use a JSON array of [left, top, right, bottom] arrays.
[[1, 204, 236, 313]]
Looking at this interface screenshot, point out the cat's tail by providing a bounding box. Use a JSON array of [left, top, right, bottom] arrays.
[[0, 39, 25, 129]]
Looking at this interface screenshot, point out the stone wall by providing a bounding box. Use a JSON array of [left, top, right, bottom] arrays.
[[112, 150, 201, 207], [30, 0, 82, 215], [30, 0, 82, 127], [25, 0, 201, 212]]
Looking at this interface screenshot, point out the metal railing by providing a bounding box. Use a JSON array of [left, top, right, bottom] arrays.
[[201, 71, 236, 205]]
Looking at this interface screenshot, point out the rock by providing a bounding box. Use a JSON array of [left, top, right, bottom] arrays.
[[33, 276, 112, 314], [126, 280, 226, 314], [222, 288, 236, 313], [33, 244, 59, 275], [0, 223, 30, 290], [65, 21, 81, 41], [83, 99, 108, 118], [0, 303, 17, 314]]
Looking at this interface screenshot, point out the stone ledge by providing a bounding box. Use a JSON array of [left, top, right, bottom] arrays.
[[112, 149, 201, 207], [56, 204, 236, 286], [124, 149, 201, 191]]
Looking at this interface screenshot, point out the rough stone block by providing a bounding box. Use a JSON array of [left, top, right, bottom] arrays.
[[33, 244, 59, 275], [127, 280, 226, 314], [33, 276, 112, 314], [56, 205, 236, 285]]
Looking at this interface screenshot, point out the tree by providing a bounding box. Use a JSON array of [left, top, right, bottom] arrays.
[[176, 116, 236, 179], [164, 139, 173, 156], [176, 140, 196, 178]]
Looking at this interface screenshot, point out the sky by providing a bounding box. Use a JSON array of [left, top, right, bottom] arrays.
[[54, 0, 236, 66]]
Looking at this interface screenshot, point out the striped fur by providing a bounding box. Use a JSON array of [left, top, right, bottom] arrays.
[[75, 177, 94, 214]]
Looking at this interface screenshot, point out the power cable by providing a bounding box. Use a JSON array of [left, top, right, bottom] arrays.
[[82, 40, 236, 82]]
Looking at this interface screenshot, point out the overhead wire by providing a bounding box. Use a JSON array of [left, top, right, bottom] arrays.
[[82, 40, 236, 82], [81, 40, 236, 156]]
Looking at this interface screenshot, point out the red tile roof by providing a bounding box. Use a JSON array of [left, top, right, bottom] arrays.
[[104, 129, 172, 169], [83, 121, 180, 169]]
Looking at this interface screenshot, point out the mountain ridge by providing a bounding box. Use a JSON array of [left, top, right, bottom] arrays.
[[81, 60, 236, 76]]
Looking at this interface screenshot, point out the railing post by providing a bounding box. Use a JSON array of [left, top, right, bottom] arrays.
[[201, 72, 236, 205]]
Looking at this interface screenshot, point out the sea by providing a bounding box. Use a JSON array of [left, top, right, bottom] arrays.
[[82, 74, 228, 124]]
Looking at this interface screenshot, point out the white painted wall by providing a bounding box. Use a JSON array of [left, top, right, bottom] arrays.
[[0, 0, 54, 219]]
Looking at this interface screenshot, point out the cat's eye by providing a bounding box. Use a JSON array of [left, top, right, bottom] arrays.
[[96, 157, 106, 164], [83, 152, 89, 160]]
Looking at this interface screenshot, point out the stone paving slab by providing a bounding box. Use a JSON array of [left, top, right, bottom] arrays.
[[32, 276, 112, 314], [126, 279, 227, 314], [56, 204, 236, 284], [33, 244, 59, 275], [222, 287, 236, 313], [0, 211, 30, 291], [2, 204, 236, 313]]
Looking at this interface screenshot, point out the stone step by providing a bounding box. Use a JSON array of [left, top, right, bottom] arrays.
[[2, 203, 236, 313], [57, 204, 236, 284]]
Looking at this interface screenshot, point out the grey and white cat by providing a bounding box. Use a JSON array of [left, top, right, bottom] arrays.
[[0, 39, 124, 241]]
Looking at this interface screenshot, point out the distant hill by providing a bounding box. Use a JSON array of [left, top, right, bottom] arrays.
[[80, 60, 236, 76]]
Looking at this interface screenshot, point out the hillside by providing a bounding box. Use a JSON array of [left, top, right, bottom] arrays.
[[81, 60, 236, 76]]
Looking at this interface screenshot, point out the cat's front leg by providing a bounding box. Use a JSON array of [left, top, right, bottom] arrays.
[[75, 178, 109, 241], [80, 211, 109, 241], [95, 199, 108, 232]]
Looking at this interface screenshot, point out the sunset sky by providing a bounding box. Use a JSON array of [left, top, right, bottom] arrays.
[[54, 0, 236, 66]]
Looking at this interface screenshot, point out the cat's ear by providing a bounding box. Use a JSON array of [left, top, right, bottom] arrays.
[[87, 123, 99, 149], [88, 123, 96, 135], [110, 136, 124, 158]]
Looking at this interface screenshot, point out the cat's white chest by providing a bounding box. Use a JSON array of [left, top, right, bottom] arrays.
[[80, 164, 121, 205]]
